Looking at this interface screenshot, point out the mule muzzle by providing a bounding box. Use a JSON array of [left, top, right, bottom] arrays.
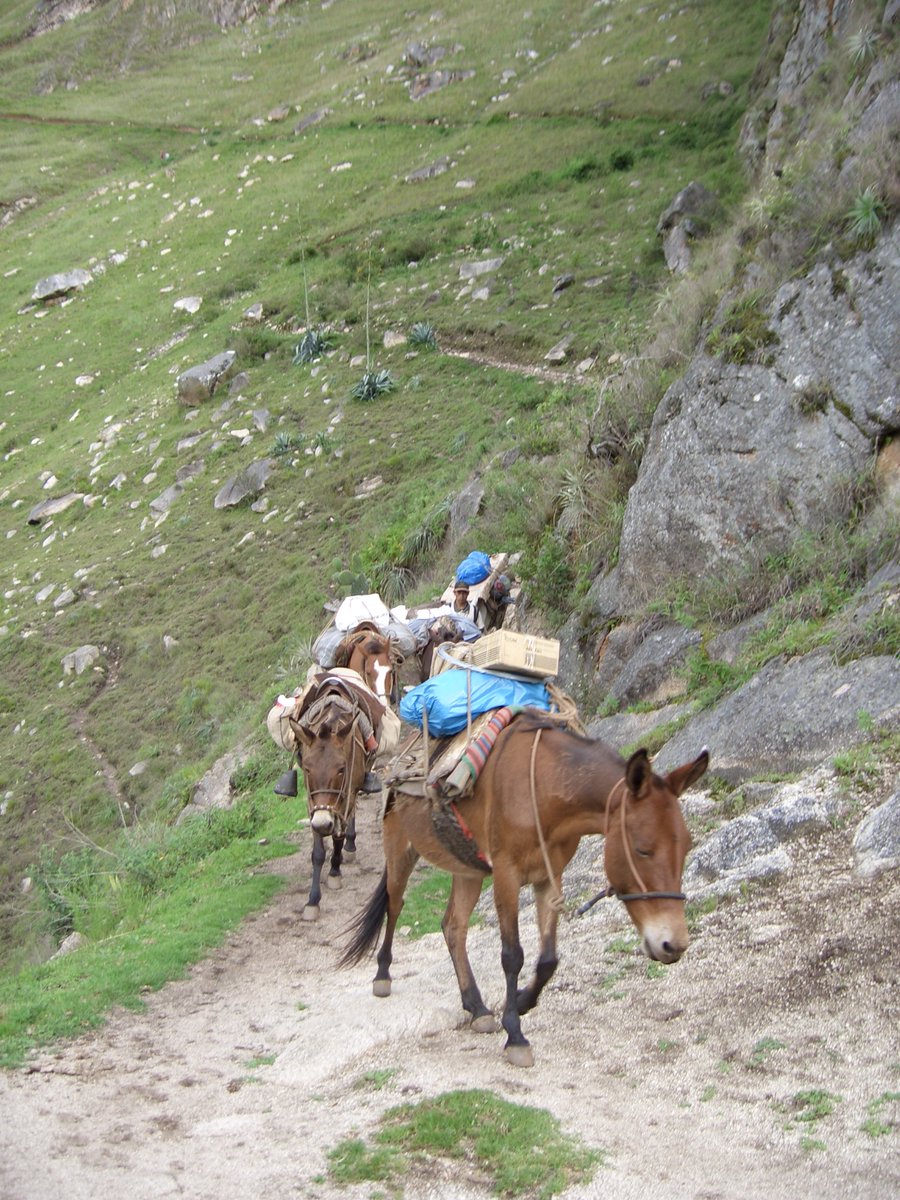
[[310, 808, 336, 835]]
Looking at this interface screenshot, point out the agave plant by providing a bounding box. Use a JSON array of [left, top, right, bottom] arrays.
[[846, 186, 885, 244], [846, 28, 879, 67], [351, 369, 395, 402], [292, 327, 330, 365], [408, 321, 437, 348], [272, 431, 304, 456]]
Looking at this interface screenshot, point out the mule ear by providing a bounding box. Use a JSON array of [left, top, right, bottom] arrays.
[[291, 718, 314, 750], [625, 748, 652, 799], [665, 747, 710, 797]]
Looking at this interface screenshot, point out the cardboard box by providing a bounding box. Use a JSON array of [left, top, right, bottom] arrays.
[[469, 630, 560, 679]]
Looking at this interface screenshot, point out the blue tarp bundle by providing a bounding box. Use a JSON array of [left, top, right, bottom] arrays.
[[455, 551, 492, 586], [400, 668, 551, 736]]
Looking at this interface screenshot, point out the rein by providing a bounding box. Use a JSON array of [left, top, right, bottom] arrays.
[[575, 776, 686, 916]]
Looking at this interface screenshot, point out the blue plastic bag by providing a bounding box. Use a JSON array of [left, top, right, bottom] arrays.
[[400, 668, 551, 736], [455, 551, 491, 586]]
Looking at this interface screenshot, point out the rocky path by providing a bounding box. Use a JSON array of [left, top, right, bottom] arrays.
[[1, 792, 897, 1200]]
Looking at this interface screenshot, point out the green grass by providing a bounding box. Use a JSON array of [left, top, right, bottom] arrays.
[[0, 758, 298, 1067], [328, 1088, 602, 1197]]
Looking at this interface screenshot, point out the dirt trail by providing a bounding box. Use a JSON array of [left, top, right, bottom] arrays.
[[1, 791, 897, 1200]]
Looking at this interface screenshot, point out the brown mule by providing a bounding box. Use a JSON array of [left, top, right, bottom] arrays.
[[333, 622, 403, 706], [291, 672, 386, 920], [341, 710, 709, 1066]]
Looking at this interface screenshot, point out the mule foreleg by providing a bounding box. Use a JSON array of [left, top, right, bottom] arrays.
[[327, 834, 345, 889], [304, 831, 327, 920], [493, 872, 534, 1067], [516, 882, 559, 1016], [442, 875, 498, 1032]]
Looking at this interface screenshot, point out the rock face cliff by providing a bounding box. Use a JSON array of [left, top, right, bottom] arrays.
[[559, 0, 898, 711]]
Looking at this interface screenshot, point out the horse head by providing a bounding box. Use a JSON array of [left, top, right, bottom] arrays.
[[603, 747, 709, 965]]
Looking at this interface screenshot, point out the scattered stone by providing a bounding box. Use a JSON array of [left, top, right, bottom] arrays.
[[53, 589, 76, 610], [243, 303, 263, 322], [544, 334, 574, 364], [150, 483, 184, 516], [61, 645, 101, 676], [552, 273, 576, 294], [459, 257, 504, 281], [405, 158, 451, 183], [176, 351, 236, 405], [214, 458, 274, 509], [853, 790, 900, 878], [173, 296, 202, 314], [32, 269, 92, 302], [51, 931, 87, 959], [27, 493, 83, 524]]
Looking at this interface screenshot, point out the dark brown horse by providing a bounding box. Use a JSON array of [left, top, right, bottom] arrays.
[[341, 710, 708, 1065]]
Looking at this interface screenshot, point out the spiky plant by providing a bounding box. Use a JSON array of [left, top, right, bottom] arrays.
[[272, 431, 304, 456], [351, 369, 395, 402], [409, 321, 437, 348], [846, 187, 885, 244], [846, 28, 879, 67], [292, 328, 330, 365]]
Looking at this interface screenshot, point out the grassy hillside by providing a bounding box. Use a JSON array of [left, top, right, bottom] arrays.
[[0, 0, 777, 974]]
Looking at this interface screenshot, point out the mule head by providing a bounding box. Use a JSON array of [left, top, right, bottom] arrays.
[[294, 713, 363, 836], [351, 633, 397, 704], [604, 747, 709, 965]]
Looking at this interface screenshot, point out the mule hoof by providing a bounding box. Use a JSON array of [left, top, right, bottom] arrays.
[[471, 1015, 500, 1034], [343, 851, 356, 864], [326, 875, 342, 890], [504, 1043, 535, 1069], [372, 979, 392, 998], [302, 905, 320, 922]]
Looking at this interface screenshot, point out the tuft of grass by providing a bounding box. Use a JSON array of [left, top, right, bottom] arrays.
[[328, 1089, 602, 1197], [860, 1091, 899, 1138], [750, 1036, 785, 1068], [705, 290, 778, 365]]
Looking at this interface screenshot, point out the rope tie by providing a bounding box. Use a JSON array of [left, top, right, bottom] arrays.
[[528, 729, 565, 913]]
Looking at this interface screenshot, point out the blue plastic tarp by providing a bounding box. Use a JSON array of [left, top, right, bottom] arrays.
[[400, 668, 551, 736]]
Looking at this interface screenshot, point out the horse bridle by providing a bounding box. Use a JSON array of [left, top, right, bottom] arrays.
[[302, 710, 369, 837], [576, 776, 686, 915]]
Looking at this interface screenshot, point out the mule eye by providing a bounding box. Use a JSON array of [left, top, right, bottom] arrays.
[[635, 847, 652, 858]]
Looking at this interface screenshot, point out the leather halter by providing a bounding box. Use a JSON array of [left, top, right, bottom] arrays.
[[576, 776, 686, 916]]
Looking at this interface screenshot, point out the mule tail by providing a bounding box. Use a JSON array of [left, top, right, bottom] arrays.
[[338, 868, 389, 967]]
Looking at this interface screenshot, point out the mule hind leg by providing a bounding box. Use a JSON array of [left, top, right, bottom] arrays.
[[326, 833, 345, 889], [516, 880, 560, 1016], [442, 874, 498, 1033], [372, 825, 419, 998]]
